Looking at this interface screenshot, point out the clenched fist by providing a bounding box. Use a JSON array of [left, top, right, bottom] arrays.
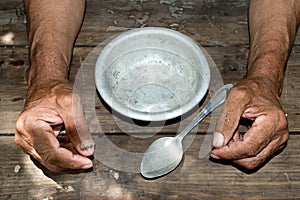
[[15, 80, 94, 172], [211, 77, 289, 170]]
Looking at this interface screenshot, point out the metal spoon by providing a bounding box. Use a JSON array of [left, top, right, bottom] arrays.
[[140, 84, 233, 178]]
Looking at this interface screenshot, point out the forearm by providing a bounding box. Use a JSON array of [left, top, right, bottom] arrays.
[[247, 0, 300, 94], [24, 0, 85, 86]]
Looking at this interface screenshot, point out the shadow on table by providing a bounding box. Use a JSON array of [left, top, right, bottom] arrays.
[[209, 143, 287, 174]]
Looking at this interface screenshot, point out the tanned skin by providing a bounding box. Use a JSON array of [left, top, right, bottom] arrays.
[[211, 0, 300, 170], [15, 0, 94, 172]]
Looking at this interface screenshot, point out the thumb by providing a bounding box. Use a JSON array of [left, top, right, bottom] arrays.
[[59, 93, 95, 157], [213, 89, 248, 148]]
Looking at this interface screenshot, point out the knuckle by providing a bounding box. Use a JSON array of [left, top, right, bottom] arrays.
[[15, 113, 33, 146], [59, 92, 81, 108], [277, 110, 288, 131], [59, 94, 73, 107], [14, 134, 22, 146], [273, 110, 289, 144], [282, 132, 289, 143], [276, 131, 289, 147], [229, 85, 250, 100], [72, 92, 81, 103], [15, 114, 26, 133]]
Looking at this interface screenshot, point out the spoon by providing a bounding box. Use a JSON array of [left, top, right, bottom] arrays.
[[140, 84, 233, 178]]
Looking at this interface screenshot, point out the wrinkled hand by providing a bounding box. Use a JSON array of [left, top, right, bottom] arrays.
[[211, 77, 289, 170], [15, 80, 94, 172]]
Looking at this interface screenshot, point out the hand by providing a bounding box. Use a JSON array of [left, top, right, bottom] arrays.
[[211, 77, 289, 170], [15, 80, 94, 172]]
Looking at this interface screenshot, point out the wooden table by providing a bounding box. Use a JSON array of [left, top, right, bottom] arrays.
[[1, 0, 300, 199]]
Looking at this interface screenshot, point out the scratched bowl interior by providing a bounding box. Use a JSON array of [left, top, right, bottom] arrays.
[[95, 27, 210, 121]]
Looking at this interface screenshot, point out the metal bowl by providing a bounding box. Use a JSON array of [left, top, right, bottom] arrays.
[[95, 27, 210, 121]]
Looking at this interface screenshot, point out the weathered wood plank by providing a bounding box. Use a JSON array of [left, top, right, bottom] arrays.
[[0, 1, 300, 200], [79, 0, 250, 47], [0, 0, 296, 48], [1, 45, 299, 134], [0, 0, 248, 47], [1, 134, 300, 199], [4, 0, 300, 48]]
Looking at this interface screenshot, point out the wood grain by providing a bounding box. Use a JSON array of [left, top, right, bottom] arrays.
[[1, 0, 300, 199], [0, 0, 299, 48], [1, 135, 300, 199]]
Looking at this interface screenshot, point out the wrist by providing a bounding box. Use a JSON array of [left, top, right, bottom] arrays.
[[28, 35, 72, 87], [28, 73, 69, 87], [247, 51, 285, 95], [246, 72, 283, 97], [27, 64, 70, 97], [28, 62, 69, 88], [26, 77, 71, 103]]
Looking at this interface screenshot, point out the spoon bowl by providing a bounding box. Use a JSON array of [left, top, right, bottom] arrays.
[[141, 84, 233, 178], [141, 137, 183, 178]]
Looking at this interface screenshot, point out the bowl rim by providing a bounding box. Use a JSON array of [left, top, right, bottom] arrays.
[[95, 27, 211, 121]]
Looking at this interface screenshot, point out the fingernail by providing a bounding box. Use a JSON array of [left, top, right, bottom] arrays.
[[79, 142, 94, 155], [213, 132, 224, 148], [81, 162, 93, 169], [80, 143, 94, 150]]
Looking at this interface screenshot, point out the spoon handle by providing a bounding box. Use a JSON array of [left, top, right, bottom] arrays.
[[176, 84, 233, 142]]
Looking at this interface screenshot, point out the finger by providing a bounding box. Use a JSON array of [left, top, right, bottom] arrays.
[[16, 136, 63, 172], [233, 139, 287, 170], [31, 121, 93, 171], [14, 133, 43, 163], [25, 107, 64, 137], [213, 88, 249, 148], [212, 115, 274, 160], [242, 107, 265, 120], [58, 93, 94, 156], [61, 142, 77, 154], [54, 146, 93, 170], [15, 128, 64, 172], [229, 130, 242, 145], [15, 114, 44, 162]]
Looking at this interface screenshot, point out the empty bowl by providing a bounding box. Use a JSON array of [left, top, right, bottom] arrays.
[[95, 27, 210, 121]]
